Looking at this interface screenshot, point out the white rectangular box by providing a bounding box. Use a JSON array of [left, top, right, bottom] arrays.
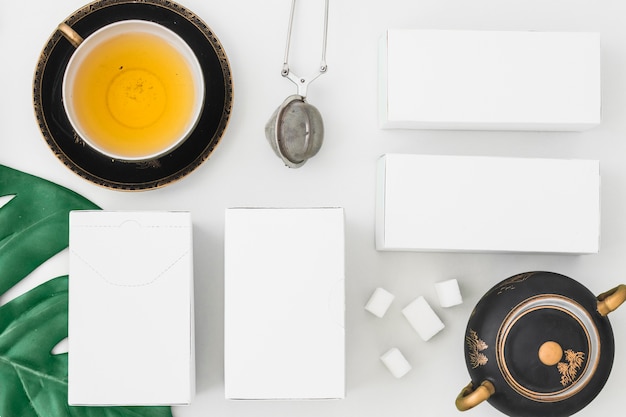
[[376, 154, 600, 254], [379, 29, 601, 131], [225, 208, 345, 400], [68, 211, 195, 405]]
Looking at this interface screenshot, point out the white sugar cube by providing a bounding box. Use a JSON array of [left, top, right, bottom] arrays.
[[402, 296, 445, 341], [365, 288, 395, 318], [434, 279, 463, 307], [380, 348, 412, 378]]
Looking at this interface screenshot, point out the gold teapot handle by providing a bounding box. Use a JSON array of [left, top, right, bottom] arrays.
[[455, 380, 495, 411], [597, 284, 626, 317]]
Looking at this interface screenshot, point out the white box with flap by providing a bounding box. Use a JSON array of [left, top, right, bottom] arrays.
[[68, 211, 195, 405], [224, 207, 345, 400], [376, 154, 600, 254], [379, 29, 601, 131]]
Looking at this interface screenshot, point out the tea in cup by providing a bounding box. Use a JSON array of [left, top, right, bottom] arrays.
[[59, 20, 204, 161]]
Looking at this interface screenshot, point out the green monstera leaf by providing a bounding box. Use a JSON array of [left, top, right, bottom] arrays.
[[0, 165, 173, 417]]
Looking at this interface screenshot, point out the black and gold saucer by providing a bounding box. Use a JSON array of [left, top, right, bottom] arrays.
[[33, 0, 233, 191]]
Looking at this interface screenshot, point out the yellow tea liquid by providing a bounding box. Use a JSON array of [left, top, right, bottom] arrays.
[[71, 31, 198, 159]]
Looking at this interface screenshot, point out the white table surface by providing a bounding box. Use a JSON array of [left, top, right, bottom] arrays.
[[2, 1, 626, 416]]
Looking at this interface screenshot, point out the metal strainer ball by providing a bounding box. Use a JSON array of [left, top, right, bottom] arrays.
[[265, 94, 324, 168]]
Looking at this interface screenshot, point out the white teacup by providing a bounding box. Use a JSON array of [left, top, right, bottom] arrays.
[[59, 20, 204, 161]]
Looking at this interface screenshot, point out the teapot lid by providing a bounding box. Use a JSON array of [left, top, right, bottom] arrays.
[[496, 294, 600, 402]]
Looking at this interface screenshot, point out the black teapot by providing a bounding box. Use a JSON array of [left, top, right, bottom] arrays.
[[455, 271, 625, 417]]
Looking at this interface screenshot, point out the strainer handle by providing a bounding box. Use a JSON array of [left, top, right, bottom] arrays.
[[280, 0, 329, 98]]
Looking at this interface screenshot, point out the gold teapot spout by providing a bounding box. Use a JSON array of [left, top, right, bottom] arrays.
[[597, 284, 626, 316]]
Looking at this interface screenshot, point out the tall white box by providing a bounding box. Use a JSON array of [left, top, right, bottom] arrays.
[[376, 154, 600, 254], [225, 208, 345, 400], [379, 29, 601, 131], [68, 211, 195, 405]]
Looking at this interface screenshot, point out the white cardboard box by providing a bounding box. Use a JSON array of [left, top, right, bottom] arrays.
[[224, 208, 345, 400], [68, 211, 195, 405], [379, 29, 601, 131], [376, 154, 600, 254]]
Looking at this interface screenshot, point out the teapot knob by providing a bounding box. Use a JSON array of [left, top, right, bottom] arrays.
[[455, 380, 495, 411], [597, 284, 626, 316]]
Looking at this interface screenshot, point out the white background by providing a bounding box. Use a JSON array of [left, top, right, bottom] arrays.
[[1, 1, 626, 416]]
